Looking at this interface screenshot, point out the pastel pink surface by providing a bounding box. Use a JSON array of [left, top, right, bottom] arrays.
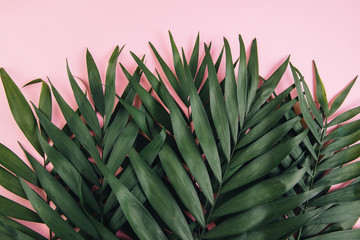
[[1, 0, 359, 236]]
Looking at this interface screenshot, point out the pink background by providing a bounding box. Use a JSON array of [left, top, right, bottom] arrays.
[[1, 0, 359, 236]]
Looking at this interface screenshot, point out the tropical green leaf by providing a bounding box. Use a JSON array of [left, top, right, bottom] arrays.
[[318, 143, 360, 170], [224, 37, 239, 142], [248, 55, 290, 117], [168, 31, 188, 101], [327, 106, 360, 127], [229, 207, 326, 240], [189, 32, 200, 78], [311, 201, 360, 224], [67, 61, 102, 138], [300, 74, 324, 127], [0, 68, 43, 155], [37, 135, 100, 214], [310, 182, 360, 207], [227, 116, 301, 179], [158, 142, 206, 228], [236, 98, 297, 149], [223, 129, 308, 193], [94, 153, 168, 240], [290, 63, 321, 142], [325, 120, 360, 140], [244, 84, 294, 129], [306, 229, 360, 240], [237, 35, 247, 128], [0, 215, 46, 240], [22, 79, 43, 87], [103, 128, 166, 214], [86, 48, 105, 116], [182, 49, 222, 181], [129, 148, 193, 240], [121, 62, 173, 132], [105, 120, 138, 172], [205, 44, 231, 160], [246, 38, 259, 112], [314, 161, 360, 187], [329, 77, 357, 116], [104, 45, 123, 128], [203, 188, 321, 239], [0, 143, 38, 185], [149, 42, 186, 104], [0, 221, 37, 240], [314, 61, 329, 116], [0, 166, 26, 198], [213, 169, 306, 218], [103, 63, 141, 159], [19, 179, 84, 240], [21, 146, 99, 238], [0, 196, 42, 223], [321, 128, 360, 154], [158, 81, 214, 204], [50, 82, 101, 163], [33, 104, 99, 186]]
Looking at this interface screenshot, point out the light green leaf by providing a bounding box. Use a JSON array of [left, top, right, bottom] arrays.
[[0, 68, 43, 155], [19, 179, 84, 240], [86, 48, 105, 116], [318, 143, 360, 170]]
